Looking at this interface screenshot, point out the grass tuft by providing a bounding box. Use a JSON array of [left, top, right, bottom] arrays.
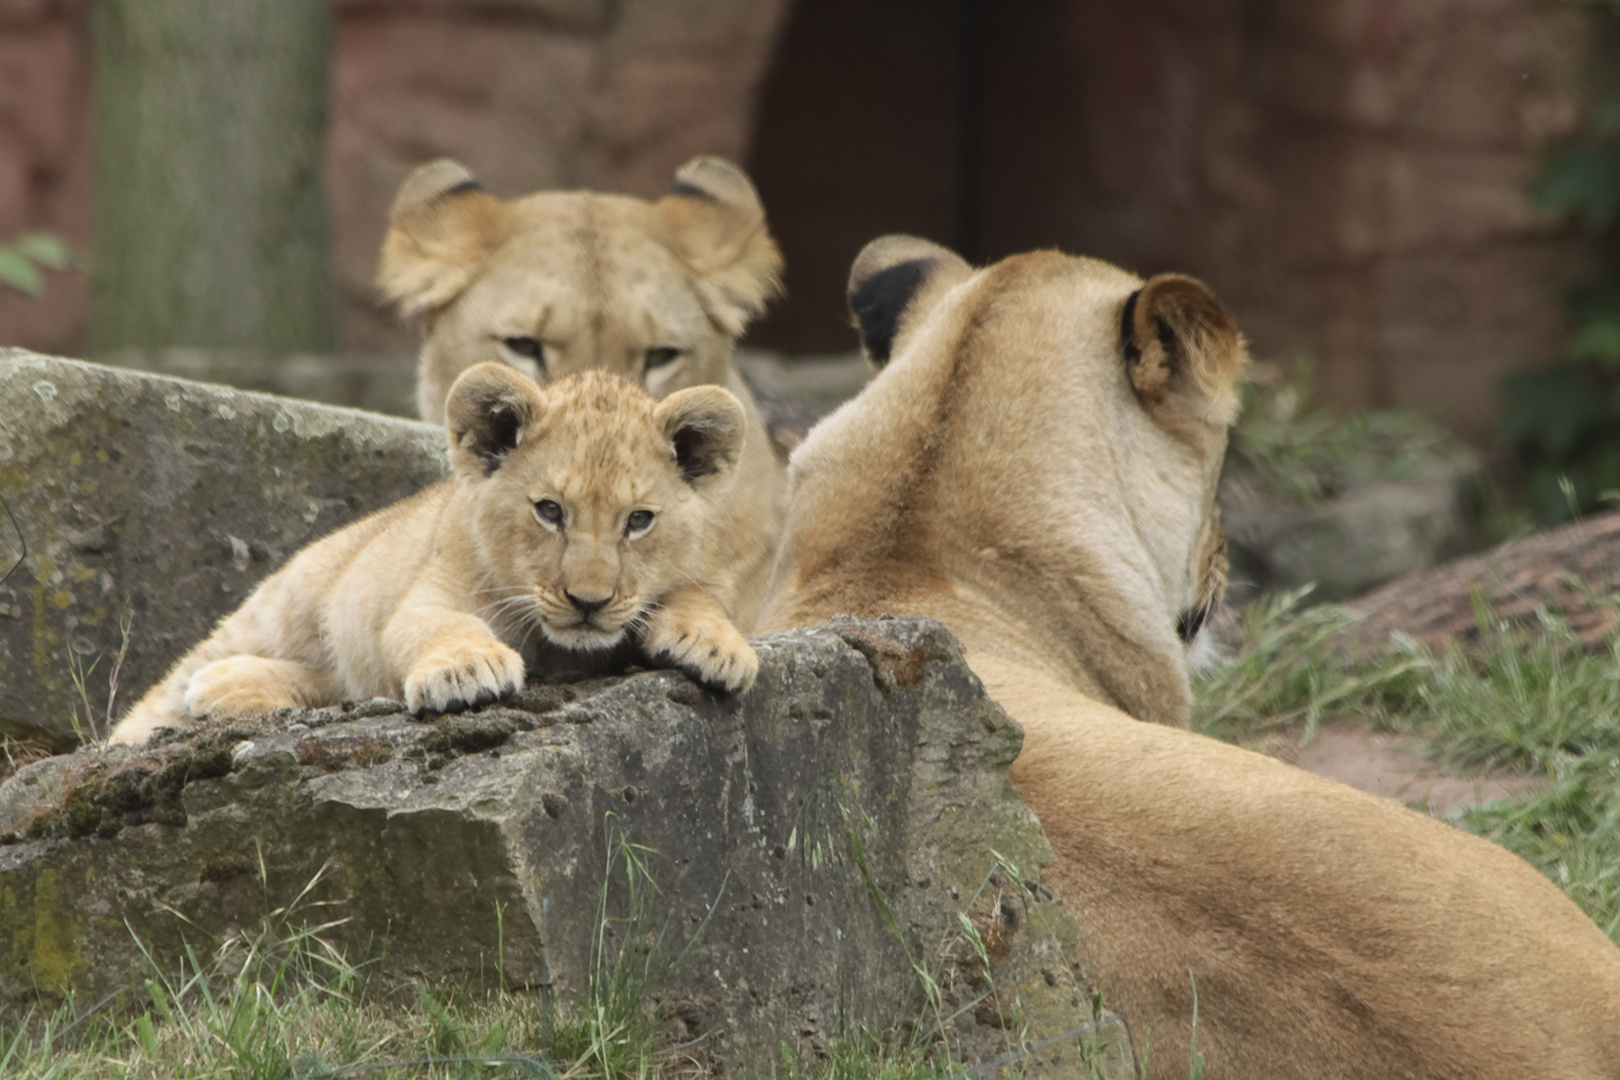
[[1194, 583, 1620, 941]]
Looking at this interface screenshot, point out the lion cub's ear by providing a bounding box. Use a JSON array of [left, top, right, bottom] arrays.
[[846, 235, 973, 368], [1122, 273, 1248, 427], [655, 386, 747, 488], [656, 157, 784, 336], [445, 363, 546, 479], [378, 159, 510, 317]]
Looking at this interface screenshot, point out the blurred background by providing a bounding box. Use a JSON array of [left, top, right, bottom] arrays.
[[2, 0, 1619, 539]]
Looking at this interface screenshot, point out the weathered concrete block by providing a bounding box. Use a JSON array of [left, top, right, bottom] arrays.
[[0, 618, 1133, 1078], [0, 349, 447, 743]]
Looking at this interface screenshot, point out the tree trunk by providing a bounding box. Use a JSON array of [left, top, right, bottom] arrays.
[[88, 0, 335, 353]]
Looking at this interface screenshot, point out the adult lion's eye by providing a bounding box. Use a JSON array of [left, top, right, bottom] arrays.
[[625, 509, 654, 534], [644, 347, 682, 370], [534, 499, 564, 526], [503, 337, 546, 365]]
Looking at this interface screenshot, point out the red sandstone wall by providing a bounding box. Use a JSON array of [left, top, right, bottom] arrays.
[[1021, 0, 1592, 439], [0, 0, 1595, 438]]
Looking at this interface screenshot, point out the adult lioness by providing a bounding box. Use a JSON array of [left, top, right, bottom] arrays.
[[110, 366, 757, 746], [377, 156, 783, 630], [760, 236, 1620, 1079]]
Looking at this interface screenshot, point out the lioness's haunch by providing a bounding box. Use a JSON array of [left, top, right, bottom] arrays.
[[109, 367, 757, 746], [759, 236, 1620, 1079], [377, 155, 784, 631]]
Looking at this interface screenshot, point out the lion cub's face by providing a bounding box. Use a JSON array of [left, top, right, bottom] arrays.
[[446, 365, 744, 652], [379, 157, 783, 424]]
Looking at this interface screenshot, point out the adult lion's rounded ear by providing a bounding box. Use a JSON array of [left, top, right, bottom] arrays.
[[1122, 273, 1248, 427], [655, 385, 747, 488], [377, 159, 510, 317], [656, 156, 784, 336], [846, 234, 973, 368], [445, 362, 545, 479]]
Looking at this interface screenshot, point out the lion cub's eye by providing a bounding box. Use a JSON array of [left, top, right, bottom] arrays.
[[534, 500, 564, 527], [503, 337, 546, 365], [625, 509, 655, 535], [644, 347, 683, 371]]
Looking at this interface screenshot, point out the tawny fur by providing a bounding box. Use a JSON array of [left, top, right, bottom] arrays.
[[758, 235, 1620, 1079], [376, 156, 784, 631], [110, 367, 757, 746]]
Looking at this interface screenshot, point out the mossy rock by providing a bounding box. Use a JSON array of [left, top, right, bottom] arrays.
[[0, 619, 1133, 1078], [0, 350, 446, 743]]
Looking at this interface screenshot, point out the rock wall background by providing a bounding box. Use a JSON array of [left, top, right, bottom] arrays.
[[0, 0, 1598, 437]]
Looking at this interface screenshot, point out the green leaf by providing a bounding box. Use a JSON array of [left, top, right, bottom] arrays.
[[1534, 140, 1620, 231], [1572, 316, 1620, 368], [13, 231, 70, 270], [0, 251, 41, 294]]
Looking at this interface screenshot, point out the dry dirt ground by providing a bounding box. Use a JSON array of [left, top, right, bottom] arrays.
[[1274, 724, 1546, 816], [1250, 513, 1620, 815]]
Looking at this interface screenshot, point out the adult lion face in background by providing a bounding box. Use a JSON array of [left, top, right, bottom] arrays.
[[759, 236, 1620, 1079], [378, 156, 785, 629]]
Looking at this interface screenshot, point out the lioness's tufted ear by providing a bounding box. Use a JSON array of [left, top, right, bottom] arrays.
[[656, 156, 784, 336], [1122, 273, 1247, 427], [846, 234, 973, 368], [445, 363, 546, 479], [377, 159, 510, 317], [655, 385, 747, 487]]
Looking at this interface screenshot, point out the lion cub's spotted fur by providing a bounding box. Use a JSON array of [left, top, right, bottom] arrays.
[[110, 367, 756, 746], [377, 155, 784, 631], [761, 236, 1620, 1079]]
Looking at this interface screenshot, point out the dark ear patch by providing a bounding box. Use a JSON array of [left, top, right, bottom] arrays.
[[441, 177, 486, 200], [456, 398, 526, 476], [668, 178, 720, 204], [845, 235, 972, 368], [1122, 273, 1246, 425], [672, 424, 725, 482], [1120, 289, 1142, 363], [655, 385, 746, 487], [444, 362, 544, 480], [849, 258, 935, 367]]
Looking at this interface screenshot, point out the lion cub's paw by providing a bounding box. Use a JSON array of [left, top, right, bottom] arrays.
[[404, 639, 525, 715], [644, 607, 759, 694], [186, 657, 309, 718]]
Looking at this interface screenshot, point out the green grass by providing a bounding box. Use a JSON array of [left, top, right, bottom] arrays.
[[1193, 587, 1620, 941], [0, 829, 1115, 1080]]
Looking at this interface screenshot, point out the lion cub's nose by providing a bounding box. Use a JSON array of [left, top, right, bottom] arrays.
[[566, 591, 612, 615]]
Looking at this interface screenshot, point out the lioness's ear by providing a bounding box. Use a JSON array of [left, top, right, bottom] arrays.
[[846, 234, 973, 368], [655, 385, 746, 487], [656, 156, 784, 336], [377, 159, 510, 317], [445, 362, 545, 479], [1122, 273, 1248, 427]]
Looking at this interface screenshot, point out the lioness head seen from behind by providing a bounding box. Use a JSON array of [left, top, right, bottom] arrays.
[[767, 236, 1246, 725], [449, 365, 745, 657]]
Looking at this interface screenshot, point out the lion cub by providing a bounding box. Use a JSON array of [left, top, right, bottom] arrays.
[[109, 365, 757, 746]]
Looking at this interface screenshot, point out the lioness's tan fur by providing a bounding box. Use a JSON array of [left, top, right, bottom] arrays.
[[111, 367, 756, 746], [759, 236, 1620, 1078], [377, 156, 784, 630]]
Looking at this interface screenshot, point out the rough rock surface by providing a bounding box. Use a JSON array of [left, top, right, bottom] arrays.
[[1341, 509, 1620, 656], [0, 618, 1133, 1078], [1219, 458, 1486, 604], [0, 349, 447, 744]]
